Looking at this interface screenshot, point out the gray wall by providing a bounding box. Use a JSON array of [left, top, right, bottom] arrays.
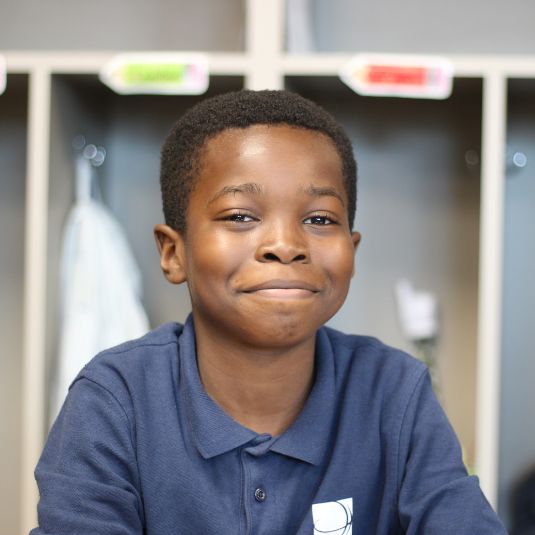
[[312, 0, 535, 54], [0, 0, 245, 51], [498, 79, 535, 527], [0, 74, 27, 535]]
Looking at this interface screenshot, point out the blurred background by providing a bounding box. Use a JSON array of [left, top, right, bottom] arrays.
[[1, 0, 534, 533]]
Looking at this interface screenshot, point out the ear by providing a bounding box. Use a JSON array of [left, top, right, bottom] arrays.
[[351, 231, 361, 251], [350, 231, 362, 277], [154, 224, 187, 285]]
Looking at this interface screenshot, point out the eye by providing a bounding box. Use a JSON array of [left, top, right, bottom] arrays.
[[222, 211, 256, 223], [303, 214, 338, 226]]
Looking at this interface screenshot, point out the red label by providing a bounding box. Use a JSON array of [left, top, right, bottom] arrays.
[[365, 65, 428, 86], [340, 54, 453, 99]]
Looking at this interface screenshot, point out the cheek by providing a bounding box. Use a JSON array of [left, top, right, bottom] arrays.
[[186, 231, 249, 289], [322, 241, 356, 283], [320, 248, 356, 313]]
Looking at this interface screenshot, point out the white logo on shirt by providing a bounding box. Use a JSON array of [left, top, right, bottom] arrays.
[[312, 497, 353, 535]]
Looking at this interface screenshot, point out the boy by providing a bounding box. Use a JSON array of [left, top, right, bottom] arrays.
[[32, 90, 506, 534]]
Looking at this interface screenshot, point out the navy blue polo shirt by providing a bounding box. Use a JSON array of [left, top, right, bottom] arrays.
[[32, 317, 506, 534]]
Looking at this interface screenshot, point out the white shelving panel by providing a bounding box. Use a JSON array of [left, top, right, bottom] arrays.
[[2, 1, 535, 533]]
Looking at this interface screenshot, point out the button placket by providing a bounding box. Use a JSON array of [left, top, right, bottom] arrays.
[[241, 436, 273, 533]]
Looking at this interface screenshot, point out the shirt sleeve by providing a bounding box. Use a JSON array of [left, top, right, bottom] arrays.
[[31, 376, 144, 535], [397, 370, 507, 534]]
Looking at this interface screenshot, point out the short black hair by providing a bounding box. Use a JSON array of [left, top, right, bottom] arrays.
[[160, 89, 357, 232]]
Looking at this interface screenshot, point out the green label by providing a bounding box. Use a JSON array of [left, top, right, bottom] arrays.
[[122, 63, 187, 85], [100, 53, 209, 95]]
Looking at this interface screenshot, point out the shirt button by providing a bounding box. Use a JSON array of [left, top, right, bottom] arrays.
[[254, 487, 266, 502]]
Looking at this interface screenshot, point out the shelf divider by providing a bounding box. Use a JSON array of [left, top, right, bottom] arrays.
[[476, 71, 507, 507], [21, 66, 52, 535]]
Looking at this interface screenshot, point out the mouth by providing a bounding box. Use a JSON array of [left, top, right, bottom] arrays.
[[242, 279, 319, 299]]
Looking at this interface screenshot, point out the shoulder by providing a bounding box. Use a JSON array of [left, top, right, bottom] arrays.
[[71, 322, 184, 408], [85, 321, 183, 371], [318, 325, 428, 405], [320, 325, 426, 376], [90, 321, 183, 359]]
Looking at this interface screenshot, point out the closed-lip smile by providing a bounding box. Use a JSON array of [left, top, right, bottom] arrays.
[[243, 279, 319, 298]]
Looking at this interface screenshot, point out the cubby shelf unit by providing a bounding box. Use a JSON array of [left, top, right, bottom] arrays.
[[2, 1, 535, 533]]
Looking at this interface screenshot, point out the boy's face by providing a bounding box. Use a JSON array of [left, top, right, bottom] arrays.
[[156, 124, 361, 350]]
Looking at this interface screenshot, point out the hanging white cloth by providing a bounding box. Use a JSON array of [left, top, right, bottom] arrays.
[[50, 156, 150, 424]]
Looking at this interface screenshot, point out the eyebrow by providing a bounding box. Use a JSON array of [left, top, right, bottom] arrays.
[[207, 182, 345, 206], [208, 182, 264, 205], [303, 184, 346, 206]]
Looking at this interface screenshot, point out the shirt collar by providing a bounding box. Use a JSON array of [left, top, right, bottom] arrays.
[[178, 315, 336, 465], [179, 316, 257, 459], [269, 327, 336, 465]]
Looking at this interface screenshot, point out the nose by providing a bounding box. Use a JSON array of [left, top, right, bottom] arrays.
[[255, 222, 308, 264]]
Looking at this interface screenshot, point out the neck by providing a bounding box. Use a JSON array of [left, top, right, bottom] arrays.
[[193, 320, 316, 436]]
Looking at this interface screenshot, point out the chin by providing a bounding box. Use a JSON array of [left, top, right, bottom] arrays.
[[235, 311, 325, 350]]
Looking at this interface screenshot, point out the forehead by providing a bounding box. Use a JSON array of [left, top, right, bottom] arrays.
[[197, 124, 344, 186]]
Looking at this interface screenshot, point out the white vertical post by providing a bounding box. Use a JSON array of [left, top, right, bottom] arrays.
[[476, 72, 507, 508], [20, 66, 51, 535], [245, 0, 285, 89]]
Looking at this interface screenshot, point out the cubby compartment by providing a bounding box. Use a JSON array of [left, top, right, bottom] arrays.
[[298, 0, 535, 54], [0, 74, 28, 535], [497, 78, 535, 529], [45, 74, 245, 423], [0, 0, 245, 52], [286, 75, 483, 466]]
